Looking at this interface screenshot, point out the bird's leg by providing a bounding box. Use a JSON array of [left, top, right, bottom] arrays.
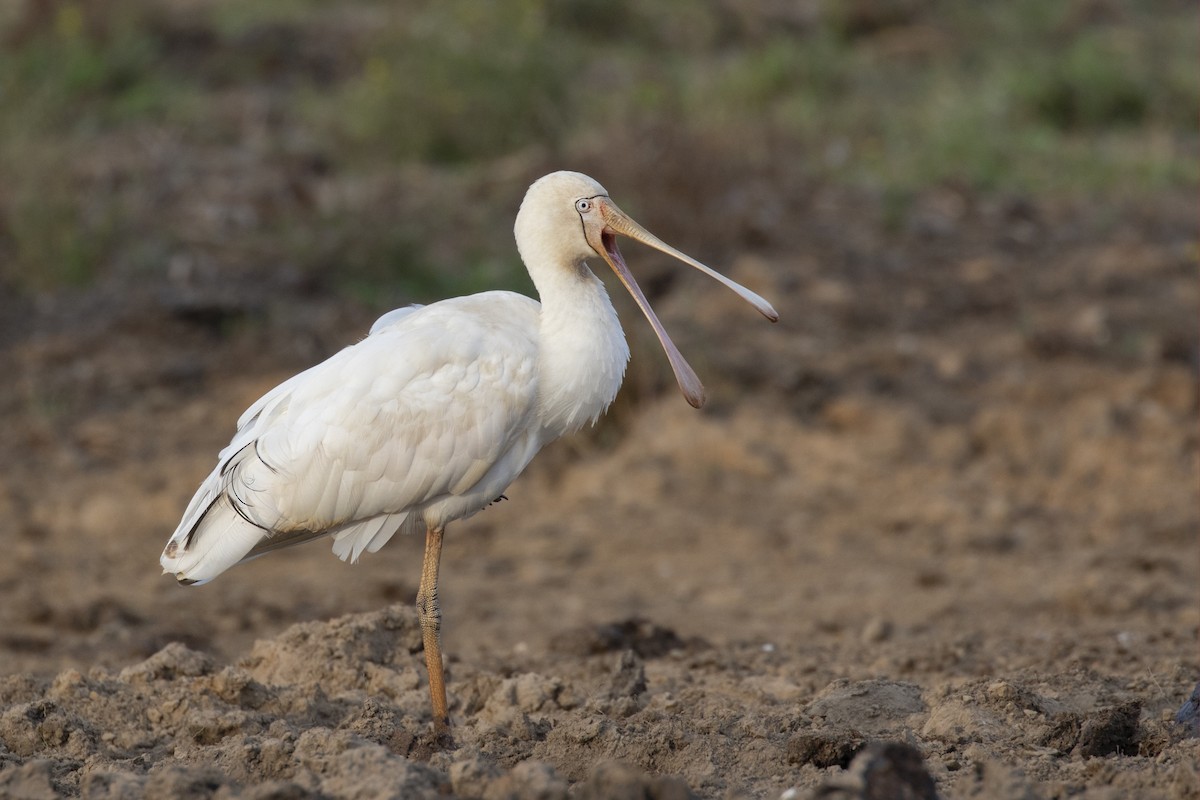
[[416, 524, 450, 738]]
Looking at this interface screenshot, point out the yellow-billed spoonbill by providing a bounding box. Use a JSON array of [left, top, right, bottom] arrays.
[[160, 171, 777, 736]]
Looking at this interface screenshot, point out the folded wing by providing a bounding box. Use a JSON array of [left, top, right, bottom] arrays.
[[161, 293, 543, 584]]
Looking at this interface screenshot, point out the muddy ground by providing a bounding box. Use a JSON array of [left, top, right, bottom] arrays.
[[0, 187, 1197, 798]]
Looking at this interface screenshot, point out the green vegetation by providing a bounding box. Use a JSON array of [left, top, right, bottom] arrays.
[[0, 0, 1195, 294], [316, 4, 573, 165]]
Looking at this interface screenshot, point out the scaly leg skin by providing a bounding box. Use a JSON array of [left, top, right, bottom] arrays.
[[417, 524, 451, 742]]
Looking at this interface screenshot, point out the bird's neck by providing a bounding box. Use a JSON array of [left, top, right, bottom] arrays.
[[530, 258, 630, 437]]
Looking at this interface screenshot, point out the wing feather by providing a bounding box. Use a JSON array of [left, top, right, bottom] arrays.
[[161, 292, 544, 584]]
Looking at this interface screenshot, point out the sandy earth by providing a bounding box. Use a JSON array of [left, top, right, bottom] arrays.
[[0, 190, 1197, 798]]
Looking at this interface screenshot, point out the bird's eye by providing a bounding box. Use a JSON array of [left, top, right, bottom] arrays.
[[575, 198, 591, 213]]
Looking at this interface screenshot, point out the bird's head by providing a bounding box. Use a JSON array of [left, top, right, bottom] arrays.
[[515, 171, 620, 270], [516, 170, 778, 408]]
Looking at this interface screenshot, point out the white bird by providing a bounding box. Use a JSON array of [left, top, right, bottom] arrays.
[[160, 171, 777, 737]]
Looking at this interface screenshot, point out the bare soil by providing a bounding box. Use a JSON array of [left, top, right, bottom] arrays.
[[0, 189, 1196, 798]]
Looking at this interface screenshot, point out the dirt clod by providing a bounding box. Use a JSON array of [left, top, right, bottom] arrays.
[[1039, 701, 1143, 758], [574, 760, 696, 800], [551, 619, 692, 659], [1075, 701, 1142, 758], [813, 741, 939, 800], [1174, 679, 1200, 737], [787, 730, 865, 769]]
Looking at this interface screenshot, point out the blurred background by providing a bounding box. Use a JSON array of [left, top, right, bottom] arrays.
[[0, 3, 1196, 794], [0, 0, 1194, 305]]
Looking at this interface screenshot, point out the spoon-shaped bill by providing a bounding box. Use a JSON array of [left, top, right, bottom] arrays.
[[600, 202, 779, 322], [588, 199, 778, 408], [597, 230, 706, 408]]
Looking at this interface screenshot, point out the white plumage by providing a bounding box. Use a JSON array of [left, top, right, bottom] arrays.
[[160, 171, 777, 734], [162, 293, 551, 582]]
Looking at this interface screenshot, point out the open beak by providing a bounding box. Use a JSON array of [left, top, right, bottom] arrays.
[[586, 198, 779, 409]]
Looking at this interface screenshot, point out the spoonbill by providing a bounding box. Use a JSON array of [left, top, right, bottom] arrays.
[[160, 171, 777, 736]]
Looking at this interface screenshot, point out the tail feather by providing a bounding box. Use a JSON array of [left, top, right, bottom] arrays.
[[242, 527, 330, 561], [160, 494, 269, 585], [330, 512, 408, 563]]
